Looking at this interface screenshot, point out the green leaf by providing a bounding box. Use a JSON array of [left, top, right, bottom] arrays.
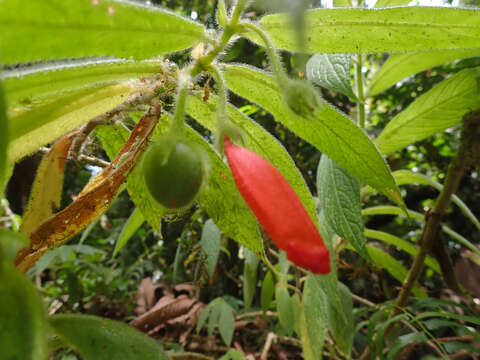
[[251, 7, 480, 53], [243, 247, 259, 310], [374, 0, 411, 7], [365, 229, 440, 274], [224, 64, 404, 209], [261, 271, 275, 312], [113, 207, 145, 257], [276, 283, 294, 336], [0, 82, 7, 184], [96, 122, 165, 233], [0, 229, 29, 264], [302, 274, 328, 359], [369, 49, 480, 95], [317, 155, 368, 260], [333, 282, 355, 357], [208, 300, 222, 337], [9, 83, 133, 163], [220, 349, 244, 360], [352, 244, 426, 298], [392, 170, 480, 232], [386, 333, 429, 360], [0, 262, 48, 360], [362, 205, 480, 258], [200, 219, 222, 278], [333, 0, 352, 7], [185, 93, 317, 221], [306, 54, 357, 100], [376, 67, 480, 154], [219, 301, 235, 347], [3, 59, 164, 107], [49, 314, 169, 360], [0, 0, 205, 64], [217, 0, 228, 28]]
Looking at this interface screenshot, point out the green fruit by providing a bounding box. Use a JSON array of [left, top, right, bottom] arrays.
[[143, 140, 204, 209]]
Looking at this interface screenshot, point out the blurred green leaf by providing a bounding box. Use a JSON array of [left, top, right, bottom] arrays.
[[261, 271, 275, 312], [306, 54, 357, 100], [0, 229, 28, 264], [0, 82, 7, 185], [200, 219, 222, 278], [113, 207, 145, 257], [49, 314, 169, 360], [243, 247, 259, 310], [216, 0, 228, 28], [276, 283, 294, 336], [369, 49, 480, 95], [317, 155, 368, 260], [224, 64, 404, 210], [375, 0, 411, 7], [250, 7, 480, 53], [219, 349, 244, 360], [302, 274, 328, 359], [376, 67, 480, 154], [219, 301, 235, 347], [350, 245, 426, 298], [386, 333, 429, 360], [0, 262, 48, 360], [392, 170, 480, 232], [0, 0, 205, 64], [365, 229, 440, 274]]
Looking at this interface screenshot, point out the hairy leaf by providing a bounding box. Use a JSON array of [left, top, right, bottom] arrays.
[[306, 54, 356, 100], [317, 155, 368, 259], [369, 49, 480, 95], [49, 315, 169, 360], [251, 7, 480, 53], [8, 83, 134, 162], [0, 0, 205, 64], [224, 65, 404, 209], [376, 67, 480, 154], [3, 59, 164, 107]]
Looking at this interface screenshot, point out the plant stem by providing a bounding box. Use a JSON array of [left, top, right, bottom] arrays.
[[170, 73, 189, 135], [354, 53, 365, 128], [239, 22, 286, 83]]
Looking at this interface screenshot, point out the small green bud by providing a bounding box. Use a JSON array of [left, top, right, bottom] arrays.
[[281, 78, 322, 118]]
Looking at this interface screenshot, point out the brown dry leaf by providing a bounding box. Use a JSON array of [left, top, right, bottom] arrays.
[[131, 294, 197, 332], [14, 104, 161, 273], [134, 277, 159, 315], [20, 134, 74, 236]]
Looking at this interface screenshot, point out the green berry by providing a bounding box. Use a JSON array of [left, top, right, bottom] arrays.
[[143, 140, 204, 209], [282, 78, 322, 117]]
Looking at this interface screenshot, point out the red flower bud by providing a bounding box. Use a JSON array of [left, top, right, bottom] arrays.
[[224, 137, 330, 274]]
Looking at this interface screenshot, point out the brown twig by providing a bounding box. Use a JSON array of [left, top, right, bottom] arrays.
[[359, 111, 479, 360]]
